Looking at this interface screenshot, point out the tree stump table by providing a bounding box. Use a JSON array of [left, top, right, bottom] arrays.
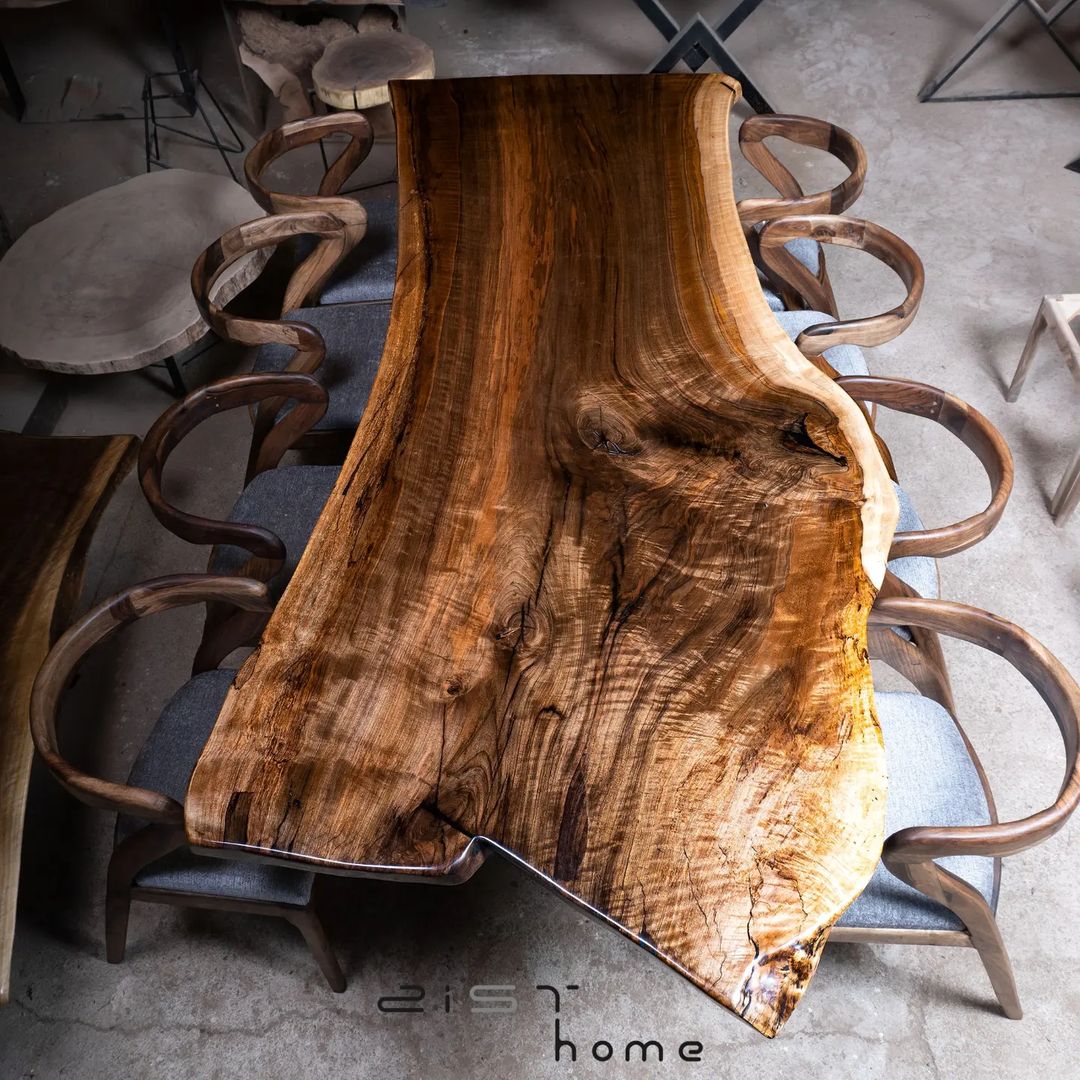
[[184, 74, 898, 1037], [311, 28, 434, 110], [0, 170, 267, 392]]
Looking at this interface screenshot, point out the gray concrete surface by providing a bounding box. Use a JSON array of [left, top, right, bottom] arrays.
[[1, 0, 1080, 1077]]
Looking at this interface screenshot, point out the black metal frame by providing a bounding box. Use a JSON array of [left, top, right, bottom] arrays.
[[633, 0, 774, 113], [142, 68, 244, 183], [919, 0, 1080, 102]]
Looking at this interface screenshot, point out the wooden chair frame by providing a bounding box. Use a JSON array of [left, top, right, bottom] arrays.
[[840, 374, 1014, 715], [758, 214, 925, 348], [837, 375, 1014, 561], [244, 113, 375, 307], [737, 115, 868, 316], [28, 574, 345, 991], [191, 213, 347, 465], [139, 371, 329, 672], [838, 596, 1080, 1022]]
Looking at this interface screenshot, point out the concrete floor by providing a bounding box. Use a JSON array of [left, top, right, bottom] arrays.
[[2, 0, 1080, 1076]]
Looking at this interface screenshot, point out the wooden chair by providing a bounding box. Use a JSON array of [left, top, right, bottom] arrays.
[[28, 575, 346, 991], [246, 112, 399, 307], [837, 596, 1080, 1020], [1005, 293, 1080, 525], [243, 112, 378, 306], [757, 214, 925, 347], [192, 210, 389, 465], [765, 212, 924, 381], [736, 114, 868, 316], [0, 430, 137, 1006], [839, 374, 1014, 710], [139, 371, 339, 672]]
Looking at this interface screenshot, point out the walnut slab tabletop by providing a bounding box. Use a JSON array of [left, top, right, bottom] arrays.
[[0, 430, 137, 1005], [186, 74, 897, 1037]]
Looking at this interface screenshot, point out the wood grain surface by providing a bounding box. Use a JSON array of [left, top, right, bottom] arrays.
[[185, 74, 897, 1037], [0, 430, 137, 1005]]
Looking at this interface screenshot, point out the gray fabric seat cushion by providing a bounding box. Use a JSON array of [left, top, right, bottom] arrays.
[[253, 303, 389, 432], [838, 691, 995, 931], [116, 670, 315, 906], [209, 465, 339, 604], [888, 483, 939, 600], [773, 309, 869, 377], [320, 182, 398, 304]]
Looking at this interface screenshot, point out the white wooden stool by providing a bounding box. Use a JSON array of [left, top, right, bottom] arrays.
[[1007, 294, 1080, 525]]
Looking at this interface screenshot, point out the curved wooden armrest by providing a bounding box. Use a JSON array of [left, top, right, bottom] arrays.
[[836, 376, 1013, 559], [246, 113, 374, 214], [758, 215, 924, 348], [245, 115, 373, 309], [29, 575, 271, 822], [139, 372, 328, 564], [192, 209, 347, 346], [869, 597, 1080, 861], [736, 114, 867, 229]]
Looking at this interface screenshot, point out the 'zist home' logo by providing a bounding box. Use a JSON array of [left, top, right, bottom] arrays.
[[376, 982, 705, 1064]]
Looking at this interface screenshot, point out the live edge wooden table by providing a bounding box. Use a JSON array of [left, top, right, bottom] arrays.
[[186, 74, 899, 1037]]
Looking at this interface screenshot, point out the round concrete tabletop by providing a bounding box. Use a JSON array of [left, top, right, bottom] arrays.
[[0, 170, 268, 374]]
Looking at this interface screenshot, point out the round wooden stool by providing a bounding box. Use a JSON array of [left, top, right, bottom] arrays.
[[312, 29, 434, 115], [0, 170, 267, 390]]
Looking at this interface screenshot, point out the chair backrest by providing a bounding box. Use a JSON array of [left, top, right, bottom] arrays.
[[736, 114, 867, 230], [139, 372, 329, 570], [869, 597, 1080, 862], [245, 114, 373, 304], [737, 114, 868, 317], [836, 376, 1013, 561], [30, 575, 271, 823], [758, 215, 924, 349]]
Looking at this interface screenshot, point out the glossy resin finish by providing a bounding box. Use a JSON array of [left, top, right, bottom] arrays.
[[186, 74, 896, 1036]]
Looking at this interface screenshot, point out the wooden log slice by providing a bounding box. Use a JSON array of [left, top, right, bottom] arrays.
[[312, 29, 435, 110], [185, 75, 897, 1038], [0, 171, 268, 374]]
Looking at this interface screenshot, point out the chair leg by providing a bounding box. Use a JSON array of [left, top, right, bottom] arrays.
[[887, 856, 1022, 1019], [288, 907, 346, 992], [1006, 299, 1048, 401], [1051, 441, 1080, 526], [105, 884, 132, 963], [966, 908, 1023, 1020]]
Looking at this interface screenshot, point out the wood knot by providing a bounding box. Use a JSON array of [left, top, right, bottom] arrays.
[[492, 603, 546, 654], [574, 404, 643, 457], [443, 678, 466, 697]]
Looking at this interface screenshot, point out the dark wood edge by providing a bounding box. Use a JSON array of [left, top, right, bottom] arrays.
[[736, 114, 867, 227], [837, 376, 1013, 559], [49, 435, 140, 645], [869, 597, 1080, 861], [759, 215, 924, 347], [138, 373, 328, 568], [191, 209, 347, 341]]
